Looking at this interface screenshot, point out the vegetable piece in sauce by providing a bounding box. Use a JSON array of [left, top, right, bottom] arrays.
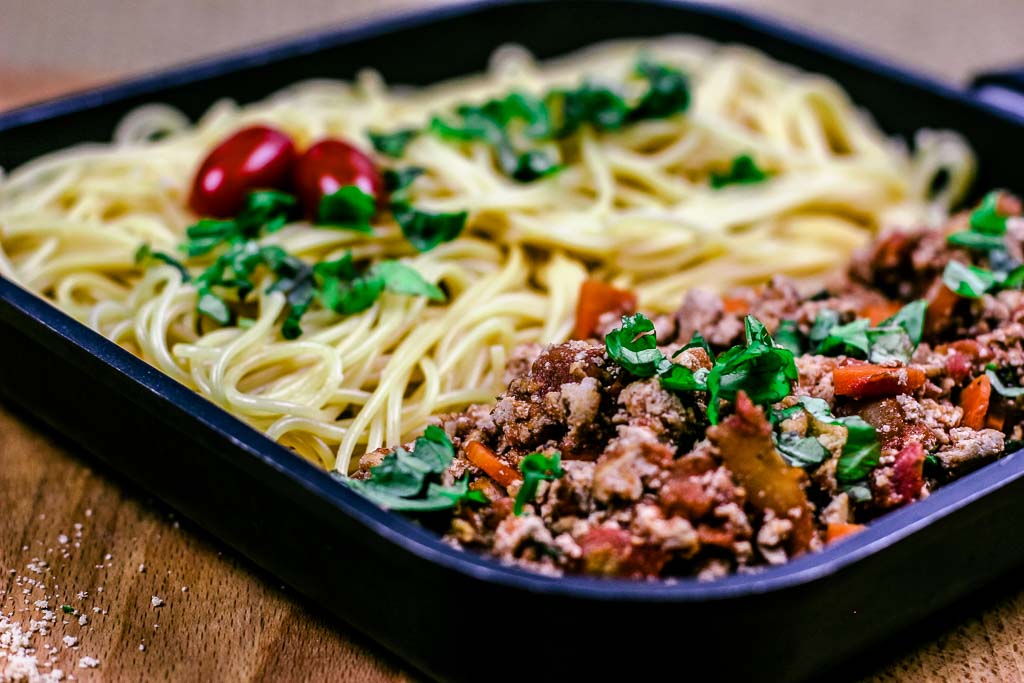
[[293, 139, 385, 218], [188, 125, 296, 217], [707, 392, 812, 554]]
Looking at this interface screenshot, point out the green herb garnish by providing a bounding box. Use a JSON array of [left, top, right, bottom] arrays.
[[134, 244, 190, 282], [368, 128, 419, 158], [343, 425, 487, 511], [392, 203, 468, 253], [380, 58, 689, 183], [710, 154, 769, 189], [942, 261, 998, 298], [317, 185, 376, 232], [808, 299, 926, 364], [61, 604, 74, 614], [514, 451, 565, 515], [792, 396, 881, 485], [987, 368, 1024, 397], [775, 432, 829, 468], [607, 313, 797, 424]]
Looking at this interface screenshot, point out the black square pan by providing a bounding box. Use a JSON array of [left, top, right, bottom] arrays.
[[3, 2, 1024, 680]]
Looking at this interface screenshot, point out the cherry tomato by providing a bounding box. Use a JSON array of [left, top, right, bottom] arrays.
[[188, 125, 296, 217], [292, 139, 385, 218]]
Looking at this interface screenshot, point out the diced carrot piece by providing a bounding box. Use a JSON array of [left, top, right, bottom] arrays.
[[721, 296, 750, 315], [573, 279, 637, 340], [960, 374, 991, 431], [996, 191, 1022, 216], [465, 441, 520, 488], [833, 363, 926, 399], [987, 407, 1006, 432], [925, 278, 959, 335], [860, 300, 902, 326], [826, 522, 866, 543]]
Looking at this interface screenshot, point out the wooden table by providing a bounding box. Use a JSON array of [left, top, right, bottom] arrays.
[[4, 22, 1024, 681]]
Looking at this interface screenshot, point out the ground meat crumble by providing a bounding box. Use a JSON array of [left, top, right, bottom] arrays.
[[358, 198, 1024, 580]]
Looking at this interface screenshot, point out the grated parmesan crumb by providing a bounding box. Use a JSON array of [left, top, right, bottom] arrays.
[[62, 635, 78, 648], [78, 656, 99, 669], [137, 564, 145, 574], [77, 615, 87, 626], [150, 597, 163, 608]]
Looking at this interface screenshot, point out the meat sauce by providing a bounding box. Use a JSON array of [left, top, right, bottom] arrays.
[[359, 197, 1024, 580]]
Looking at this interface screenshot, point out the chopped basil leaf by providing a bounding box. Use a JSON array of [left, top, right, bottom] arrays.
[[775, 432, 828, 468], [368, 128, 418, 158], [548, 82, 630, 136], [1002, 265, 1024, 289], [946, 192, 1009, 251], [969, 191, 1009, 235], [866, 326, 914, 364], [317, 185, 376, 232], [792, 396, 881, 485], [836, 415, 881, 483], [773, 320, 804, 355], [630, 58, 691, 121], [62, 604, 74, 614], [704, 316, 797, 424], [373, 260, 445, 302], [880, 299, 926, 346], [809, 309, 841, 347], [947, 230, 1006, 251], [942, 261, 997, 298], [816, 318, 871, 357], [383, 167, 425, 197], [710, 154, 768, 189], [135, 244, 190, 282], [660, 364, 706, 392], [842, 482, 873, 503], [811, 300, 926, 364], [605, 313, 671, 377], [197, 290, 231, 325], [987, 369, 1024, 397], [342, 425, 484, 512], [392, 202, 467, 252], [514, 451, 565, 515]]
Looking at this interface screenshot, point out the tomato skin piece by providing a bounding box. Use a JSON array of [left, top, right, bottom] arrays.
[[188, 125, 296, 217], [573, 280, 637, 339], [292, 139, 385, 218], [833, 363, 926, 399]]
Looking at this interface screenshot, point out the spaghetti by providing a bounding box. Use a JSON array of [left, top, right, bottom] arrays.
[[0, 37, 974, 474]]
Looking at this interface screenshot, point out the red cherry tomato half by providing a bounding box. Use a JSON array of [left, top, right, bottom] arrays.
[[188, 125, 296, 217], [293, 139, 385, 218]]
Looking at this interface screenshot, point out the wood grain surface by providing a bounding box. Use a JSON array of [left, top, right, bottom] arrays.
[[4, 6, 1024, 679]]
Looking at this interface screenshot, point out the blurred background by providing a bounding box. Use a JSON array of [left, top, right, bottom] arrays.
[[1, 0, 1023, 110]]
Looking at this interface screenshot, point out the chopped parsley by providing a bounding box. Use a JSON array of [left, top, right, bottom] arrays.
[[61, 604, 74, 614], [710, 154, 769, 189], [341, 425, 487, 511], [514, 452, 565, 515]]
